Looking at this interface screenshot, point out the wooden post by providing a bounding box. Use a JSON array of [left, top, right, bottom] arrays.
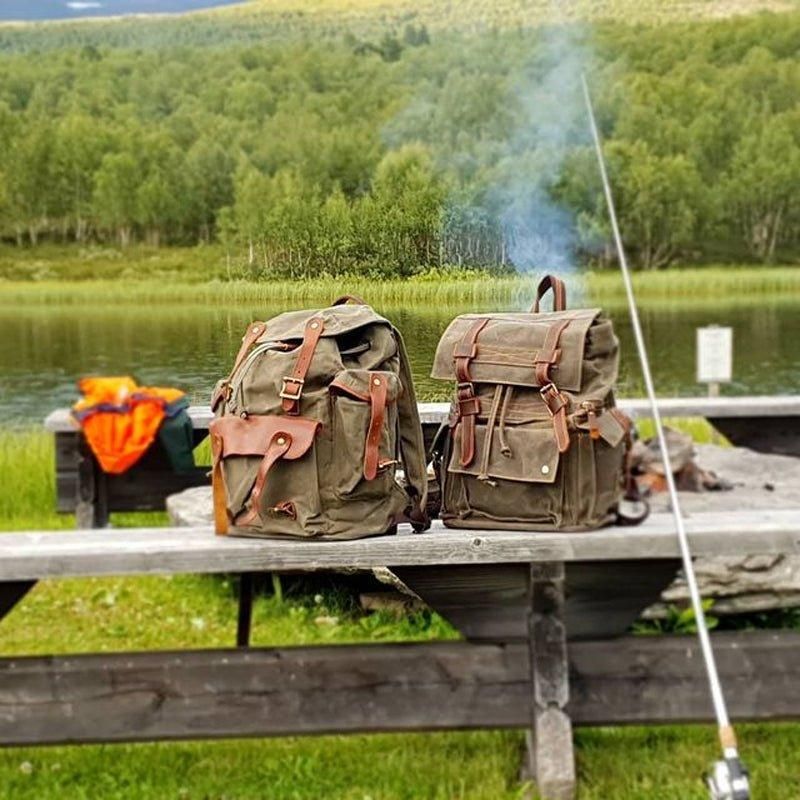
[[236, 573, 254, 647], [524, 562, 576, 800], [75, 440, 108, 529]]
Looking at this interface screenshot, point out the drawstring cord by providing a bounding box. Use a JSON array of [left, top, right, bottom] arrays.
[[498, 385, 514, 457]]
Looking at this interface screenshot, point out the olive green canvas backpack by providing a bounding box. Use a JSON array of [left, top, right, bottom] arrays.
[[209, 296, 428, 539], [430, 275, 646, 531]]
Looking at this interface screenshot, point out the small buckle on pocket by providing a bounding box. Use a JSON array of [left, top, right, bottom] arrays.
[[279, 377, 304, 401]]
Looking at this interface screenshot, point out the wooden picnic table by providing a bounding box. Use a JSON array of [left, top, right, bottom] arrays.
[[43, 395, 800, 528], [2, 514, 800, 799], [27, 395, 800, 797]]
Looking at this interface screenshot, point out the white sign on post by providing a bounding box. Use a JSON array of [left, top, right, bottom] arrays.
[[696, 326, 733, 391]]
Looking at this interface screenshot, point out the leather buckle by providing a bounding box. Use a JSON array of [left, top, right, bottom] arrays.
[[279, 377, 304, 401], [540, 383, 567, 415]]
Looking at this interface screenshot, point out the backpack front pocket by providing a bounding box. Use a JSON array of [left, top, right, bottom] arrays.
[[328, 369, 402, 500], [448, 420, 564, 525], [210, 414, 323, 536]]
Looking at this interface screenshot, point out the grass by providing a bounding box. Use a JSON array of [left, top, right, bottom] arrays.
[[2, 248, 800, 309], [0, 418, 796, 798]]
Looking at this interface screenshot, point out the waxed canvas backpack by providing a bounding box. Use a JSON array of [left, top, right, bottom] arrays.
[[209, 296, 428, 539], [430, 275, 646, 531]]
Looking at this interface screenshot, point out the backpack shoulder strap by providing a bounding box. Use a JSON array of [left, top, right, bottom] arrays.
[[393, 328, 430, 532]]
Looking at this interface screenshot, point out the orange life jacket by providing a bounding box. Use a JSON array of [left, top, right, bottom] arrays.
[[72, 376, 186, 474]]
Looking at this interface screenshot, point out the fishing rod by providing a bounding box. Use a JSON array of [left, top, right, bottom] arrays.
[[581, 74, 750, 800]]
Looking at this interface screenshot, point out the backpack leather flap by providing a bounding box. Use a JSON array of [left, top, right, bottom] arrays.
[[449, 422, 560, 484], [431, 310, 599, 391], [210, 415, 320, 460]]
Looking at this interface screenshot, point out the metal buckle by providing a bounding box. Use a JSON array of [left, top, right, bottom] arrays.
[[279, 377, 304, 401], [539, 383, 565, 415]]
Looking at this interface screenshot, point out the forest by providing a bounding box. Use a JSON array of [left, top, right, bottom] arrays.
[[0, 9, 798, 274]]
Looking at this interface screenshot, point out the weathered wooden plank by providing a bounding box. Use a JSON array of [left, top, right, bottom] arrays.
[[0, 512, 797, 581], [395, 560, 680, 642], [43, 395, 800, 433], [0, 633, 796, 746]]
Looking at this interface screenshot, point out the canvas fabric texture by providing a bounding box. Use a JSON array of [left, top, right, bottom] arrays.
[[209, 297, 428, 540], [430, 275, 644, 531]]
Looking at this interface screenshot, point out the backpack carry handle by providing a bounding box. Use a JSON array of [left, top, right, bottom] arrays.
[[531, 275, 567, 313], [332, 294, 367, 306]]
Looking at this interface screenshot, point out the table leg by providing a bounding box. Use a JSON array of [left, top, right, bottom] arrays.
[[237, 573, 254, 647], [524, 562, 576, 800], [0, 581, 36, 625], [76, 440, 108, 529]]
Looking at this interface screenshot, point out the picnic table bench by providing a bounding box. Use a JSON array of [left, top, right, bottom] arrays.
[[2, 514, 800, 799], [45, 395, 800, 528]]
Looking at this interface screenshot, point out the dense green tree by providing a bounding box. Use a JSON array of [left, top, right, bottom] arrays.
[[0, 10, 798, 270]]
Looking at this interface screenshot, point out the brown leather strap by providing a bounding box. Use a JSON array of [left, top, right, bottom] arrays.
[[540, 383, 571, 454], [211, 432, 229, 536], [332, 295, 367, 306], [212, 321, 267, 411], [281, 316, 324, 414], [534, 319, 571, 386], [454, 318, 488, 468], [235, 432, 293, 527], [364, 373, 388, 480], [532, 275, 567, 313], [233, 322, 267, 377]]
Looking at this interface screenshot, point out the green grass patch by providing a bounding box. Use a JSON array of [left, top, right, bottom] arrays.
[[3, 262, 800, 309]]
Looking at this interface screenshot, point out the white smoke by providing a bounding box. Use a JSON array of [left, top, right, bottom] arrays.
[[489, 22, 592, 273]]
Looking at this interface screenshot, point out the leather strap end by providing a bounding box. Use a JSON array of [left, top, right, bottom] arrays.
[[364, 373, 388, 480], [235, 432, 292, 528], [210, 434, 229, 536], [459, 416, 476, 467]]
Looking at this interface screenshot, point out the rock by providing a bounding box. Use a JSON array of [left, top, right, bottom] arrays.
[[166, 486, 214, 528], [359, 591, 425, 615], [644, 444, 800, 617]]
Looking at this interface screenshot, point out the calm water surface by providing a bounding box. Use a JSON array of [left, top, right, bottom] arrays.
[[1, 297, 796, 427], [0, 1, 242, 22]]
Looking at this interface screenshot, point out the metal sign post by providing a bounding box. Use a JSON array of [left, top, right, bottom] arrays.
[[697, 326, 733, 397]]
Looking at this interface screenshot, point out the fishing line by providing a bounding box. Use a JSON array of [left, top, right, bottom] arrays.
[[581, 74, 750, 800]]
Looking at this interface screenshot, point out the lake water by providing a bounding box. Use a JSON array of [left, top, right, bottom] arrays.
[[0, 1, 242, 22], [1, 297, 797, 427]]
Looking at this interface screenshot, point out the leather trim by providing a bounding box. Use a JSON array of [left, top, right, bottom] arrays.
[[534, 319, 571, 386], [235, 432, 293, 527], [210, 432, 229, 536], [532, 275, 567, 313], [281, 316, 325, 414], [453, 318, 488, 468], [209, 414, 320, 460], [364, 373, 388, 480]]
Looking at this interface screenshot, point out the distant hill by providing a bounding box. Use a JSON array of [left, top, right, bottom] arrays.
[[1, 0, 798, 53]]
